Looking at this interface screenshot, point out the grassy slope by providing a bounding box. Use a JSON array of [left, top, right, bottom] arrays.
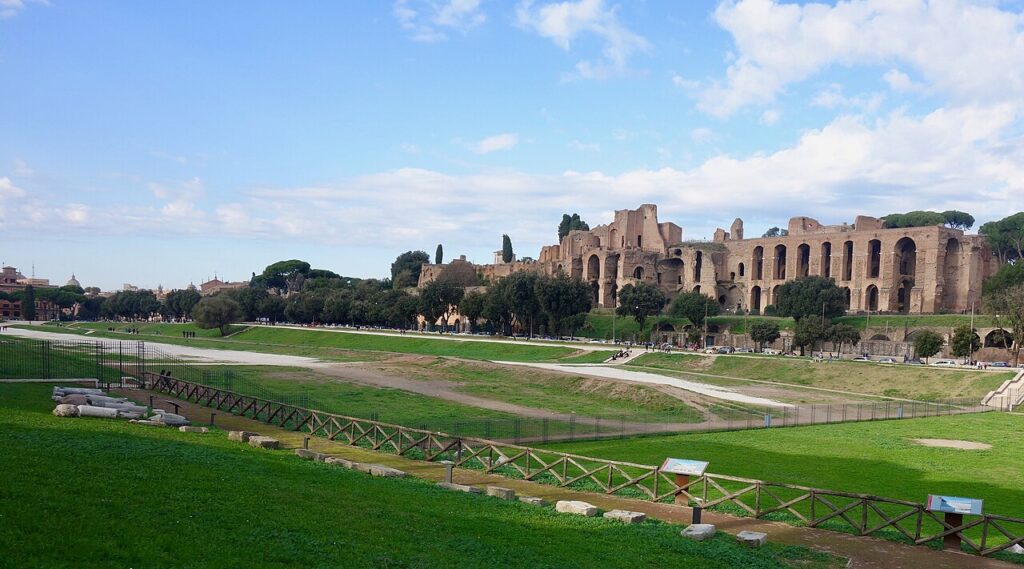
[[0, 383, 837, 569], [628, 353, 1012, 401], [41, 322, 614, 363], [582, 311, 691, 340], [547, 412, 1024, 519]]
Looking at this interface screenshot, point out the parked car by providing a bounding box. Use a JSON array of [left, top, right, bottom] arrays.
[[877, 357, 897, 364], [989, 361, 1011, 368], [905, 359, 924, 365], [735, 347, 751, 353], [851, 356, 871, 362], [716, 346, 734, 354], [762, 348, 781, 355], [931, 359, 958, 367], [703, 347, 718, 354]]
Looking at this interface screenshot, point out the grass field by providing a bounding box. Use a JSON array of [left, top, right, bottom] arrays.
[[628, 353, 1013, 401], [546, 412, 1024, 519], [0, 383, 840, 569], [36, 322, 614, 363], [582, 310, 691, 341]]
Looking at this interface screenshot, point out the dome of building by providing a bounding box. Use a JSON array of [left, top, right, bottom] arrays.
[[66, 274, 81, 288]]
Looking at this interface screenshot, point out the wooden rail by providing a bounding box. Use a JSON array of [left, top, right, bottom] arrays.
[[145, 372, 1024, 557]]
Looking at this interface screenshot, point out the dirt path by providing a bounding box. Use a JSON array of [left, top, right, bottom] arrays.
[[121, 388, 1019, 569]]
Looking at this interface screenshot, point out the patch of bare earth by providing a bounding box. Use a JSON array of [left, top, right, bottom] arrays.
[[911, 438, 992, 450]]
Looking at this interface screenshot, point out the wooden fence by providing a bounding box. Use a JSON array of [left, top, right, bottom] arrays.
[[145, 372, 1024, 558]]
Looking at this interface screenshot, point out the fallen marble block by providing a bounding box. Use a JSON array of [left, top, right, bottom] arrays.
[[228, 430, 258, 442], [518, 496, 546, 506], [681, 524, 716, 541], [436, 482, 482, 494], [555, 501, 598, 517], [486, 486, 516, 500], [117, 411, 143, 420], [603, 510, 646, 524], [150, 413, 190, 426], [179, 426, 209, 434], [54, 387, 104, 396], [130, 419, 167, 427], [58, 394, 90, 406], [736, 531, 767, 548], [325, 457, 358, 469], [76, 405, 119, 419], [368, 465, 407, 478], [87, 395, 128, 406], [53, 404, 79, 418], [248, 436, 280, 449], [294, 449, 327, 461]]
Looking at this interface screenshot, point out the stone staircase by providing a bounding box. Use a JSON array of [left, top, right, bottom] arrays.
[[981, 368, 1024, 411]]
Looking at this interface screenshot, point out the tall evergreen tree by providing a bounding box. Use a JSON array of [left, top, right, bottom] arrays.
[[501, 234, 513, 263], [435, 244, 443, 265], [22, 285, 36, 321]]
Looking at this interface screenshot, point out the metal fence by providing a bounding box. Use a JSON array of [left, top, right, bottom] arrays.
[[147, 373, 1024, 558], [0, 337, 146, 387]]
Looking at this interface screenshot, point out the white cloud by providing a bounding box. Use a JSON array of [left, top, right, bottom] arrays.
[[883, 68, 922, 93], [0, 0, 47, 20], [474, 133, 519, 154], [812, 83, 885, 113], [701, 0, 1024, 117], [0, 176, 26, 198], [690, 127, 714, 143], [760, 109, 780, 125], [671, 73, 699, 90], [394, 0, 485, 42], [12, 158, 34, 177], [516, 0, 650, 79], [568, 139, 600, 152], [399, 142, 421, 154]]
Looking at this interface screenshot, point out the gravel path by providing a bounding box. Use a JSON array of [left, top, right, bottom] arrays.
[[495, 362, 793, 408], [3, 327, 323, 367]]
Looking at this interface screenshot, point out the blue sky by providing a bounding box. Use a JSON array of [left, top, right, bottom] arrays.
[[2, 0, 1023, 290]]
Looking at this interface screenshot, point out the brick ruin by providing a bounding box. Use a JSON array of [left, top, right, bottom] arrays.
[[418, 204, 1000, 316]]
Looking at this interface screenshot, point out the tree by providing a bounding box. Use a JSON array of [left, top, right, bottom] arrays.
[[984, 284, 1024, 367], [256, 295, 286, 323], [942, 210, 975, 230], [793, 317, 827, 356], [164, 288, 202, 320], [321, 291, 353, 324], [980, 212, 1024, 264], [557, 213, 590, 240], [390, 250, 431, 288], [283, 292, 324, 324], [418, 279, 464, 331], [982, 262, 1024, 296], [501, 234, 514, 263], [616, 283, 666, 339], [459, 290, 487, 332], [827, 324, 861, 356], [775, 276, 847, 322], [503, 271, 541, 336], [435, 244, 443, 265], [192, 295, 242, 336], [482, 280, 514, 336], [261, 260, 311, 293], [882, 211, 946, 229], [949, 324, 981, 362], [749, 321, 781, 352], [21, 285, 36, 321], [762, 226, 788, 237], [534, 273, 592, 336], [667, 291, 720, 327], [913, 330, 945, 362]]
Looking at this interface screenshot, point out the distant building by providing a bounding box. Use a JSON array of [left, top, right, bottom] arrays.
[[200, 277, 247, 296], [0, 265, 60, 320]]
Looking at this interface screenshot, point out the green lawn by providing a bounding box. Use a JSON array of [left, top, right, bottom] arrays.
[[406, 360, 704, 423], [582, 310, 691, 341], [0, 383, 839, 569], [41, 322, 614, 363], [546, 412, 1024, 519], [628, 353, 1013, 401]]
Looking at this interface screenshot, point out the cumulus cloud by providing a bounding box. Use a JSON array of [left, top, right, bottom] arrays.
[[474, 133, 519, 154], [0, 176, 26, 198], [700, 0, 1024, 117], [1, 0, 48, 20], [516, 0, 650, 79], [394, 0, 485, 42], [760, 109, 780, 125], [883, 68, 923, 93]]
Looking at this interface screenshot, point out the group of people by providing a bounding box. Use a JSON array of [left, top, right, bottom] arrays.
[[181, 330, 197, 339]]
